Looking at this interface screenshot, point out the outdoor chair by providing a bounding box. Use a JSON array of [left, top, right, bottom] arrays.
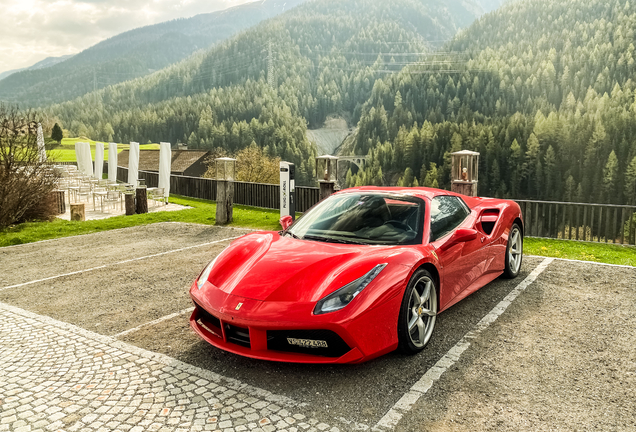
[[147, 188, 166, 207], [92, 187, 108, 211], [102, 190, 122, 212], [74, 185, 91, 203]]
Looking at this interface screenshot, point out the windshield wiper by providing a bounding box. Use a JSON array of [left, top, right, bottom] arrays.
[[285, 231, 301, 240], [302, 234, 365, 245]]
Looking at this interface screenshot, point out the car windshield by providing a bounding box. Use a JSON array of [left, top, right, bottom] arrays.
[[288, 193, 424, 245]]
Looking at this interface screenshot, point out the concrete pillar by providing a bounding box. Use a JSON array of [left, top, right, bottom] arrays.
[[319, 181, 335, 201], [216, 180, 234, 225]]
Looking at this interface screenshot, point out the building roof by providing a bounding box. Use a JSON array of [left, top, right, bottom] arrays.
[[451, 150, 480, 156], [117, 150, 210, 174]]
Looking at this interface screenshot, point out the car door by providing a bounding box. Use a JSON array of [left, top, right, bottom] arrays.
[[428, 196, 484, 309]]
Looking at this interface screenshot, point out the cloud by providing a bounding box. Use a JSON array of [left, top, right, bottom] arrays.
[[0, 0, 256, 74]]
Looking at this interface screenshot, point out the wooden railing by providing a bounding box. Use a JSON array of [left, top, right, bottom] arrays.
[[516, 200, 636, 245]]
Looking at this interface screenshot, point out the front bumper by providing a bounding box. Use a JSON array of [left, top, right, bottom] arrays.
[[189, 282, 401, 364]]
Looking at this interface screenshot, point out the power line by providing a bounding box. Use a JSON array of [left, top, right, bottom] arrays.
[[268, 41, 276, 89]]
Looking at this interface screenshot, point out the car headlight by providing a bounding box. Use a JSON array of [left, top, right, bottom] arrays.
[[196, 255, 220, 290], [313, 264, 387, 315]]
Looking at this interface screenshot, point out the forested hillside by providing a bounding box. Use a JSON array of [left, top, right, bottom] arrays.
[[0, 55, 74, 82], [45, 0, 486, 184], [347, 0, 636, 205], [0, 0, 307, 107]]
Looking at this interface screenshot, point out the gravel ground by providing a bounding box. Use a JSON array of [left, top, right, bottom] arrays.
[[0, 223, 250, 287], [0, 245, 227, 335], [396, 260, 636, 431], [2, 223, 634, 431]]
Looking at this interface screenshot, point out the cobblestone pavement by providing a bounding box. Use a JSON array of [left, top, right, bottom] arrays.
[[0, 303, 340, 432]]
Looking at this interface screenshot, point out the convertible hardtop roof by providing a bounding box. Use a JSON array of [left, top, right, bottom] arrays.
[[336, 186, 502, 208]]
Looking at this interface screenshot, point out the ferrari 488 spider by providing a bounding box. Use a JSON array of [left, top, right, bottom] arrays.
[[189, 187, 523, 363]]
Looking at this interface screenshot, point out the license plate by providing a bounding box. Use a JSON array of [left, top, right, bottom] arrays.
[[287, 337, 328, 348]]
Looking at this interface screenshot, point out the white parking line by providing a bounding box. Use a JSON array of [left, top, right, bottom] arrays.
[[526, 254, 635, 269], [0, 237, 241, 292], [114, 307, 194, 338], [375, 258, 555, 430]]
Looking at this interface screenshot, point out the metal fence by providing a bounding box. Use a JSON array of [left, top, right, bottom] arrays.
[[107, 163, 636, 245], [112, 164, 321, 213], [516, 200, 636, 245]]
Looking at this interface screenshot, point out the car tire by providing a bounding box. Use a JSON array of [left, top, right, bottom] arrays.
[[503, 223, 523, 279], [398, 269, 438, 354]]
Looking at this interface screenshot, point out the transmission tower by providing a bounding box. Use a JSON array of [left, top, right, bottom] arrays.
[[267, 41, 276, 90]]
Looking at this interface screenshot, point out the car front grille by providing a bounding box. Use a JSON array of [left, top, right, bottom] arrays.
[[224, 323, 251, 348], [194, 304, 351, 358], [195, 302, 222, 339], [266, 329, 351, 358]]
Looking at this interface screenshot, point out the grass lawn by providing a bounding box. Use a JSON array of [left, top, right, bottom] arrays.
[[49, 138, 160, 162], [0, 195, 282, 247], [1, 197, 634, 267], [525, 237, 636, 267]]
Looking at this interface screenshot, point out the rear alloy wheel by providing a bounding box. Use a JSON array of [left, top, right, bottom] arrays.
[[504, 223, 523, 278], [398, 269, 437, 354]]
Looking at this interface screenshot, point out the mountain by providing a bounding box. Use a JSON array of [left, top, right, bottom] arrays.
[[0, 55, 74, 82], [473, 0, 509, 12], [345, 0, 636, 205], [0, 0, 308, 107], [46, 0, 488, 185]]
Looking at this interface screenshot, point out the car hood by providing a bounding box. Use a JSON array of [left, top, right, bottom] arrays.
[[206, 232, 416, 302]]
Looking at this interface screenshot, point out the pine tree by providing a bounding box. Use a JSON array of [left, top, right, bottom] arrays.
[[564, 175, 576, 202], [509, 139, 522, 198], [51, 123, 63, 144], [523, 134, 541, 197], [602, 150, 619, 203], [544, 145, 556, 200], [624, 156, 636, 205], [398, 167, 415, 187], [423, 163, 439, 188]]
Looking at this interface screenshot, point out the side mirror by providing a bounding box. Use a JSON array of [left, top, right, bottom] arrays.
[[453, 228, 478, 243], [279, 215, 294, 231]]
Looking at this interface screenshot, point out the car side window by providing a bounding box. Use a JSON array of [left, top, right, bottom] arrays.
[[429, 196, 470, 242]]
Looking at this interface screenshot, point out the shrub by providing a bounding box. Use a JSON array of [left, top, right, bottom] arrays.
[[0, 105, 60, 228]]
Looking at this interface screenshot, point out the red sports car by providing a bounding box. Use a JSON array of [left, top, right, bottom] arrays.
[[189, 187, 523, 363]]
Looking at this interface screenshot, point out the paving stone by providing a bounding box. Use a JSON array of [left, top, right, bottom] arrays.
[[0, 305, 338, 432]]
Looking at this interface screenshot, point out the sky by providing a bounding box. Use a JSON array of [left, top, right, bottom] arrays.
[[0, 0, 256, 75]]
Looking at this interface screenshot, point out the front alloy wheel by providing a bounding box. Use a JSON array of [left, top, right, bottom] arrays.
[[398, 269, 438, 354]]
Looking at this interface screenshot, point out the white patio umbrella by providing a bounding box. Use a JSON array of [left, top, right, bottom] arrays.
[[94, 142, 104, 179], [74, 142, 83, 172], [108, 143, 118, 182], [128, 142, 140, 186], [158, 142, 172, 202], [82, 142, 93, 177], [37, 123, 47, 163]]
